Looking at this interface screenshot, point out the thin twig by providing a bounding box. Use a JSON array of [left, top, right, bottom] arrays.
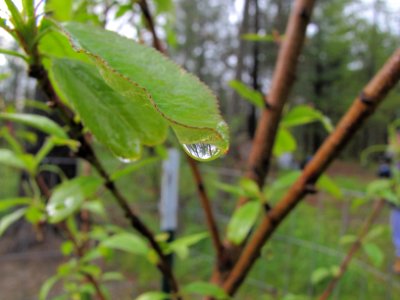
[[319, 199, 385, 300], [222, 49, 400, 296], [136, 0, 165, 53], [186, 156, 225, 268]]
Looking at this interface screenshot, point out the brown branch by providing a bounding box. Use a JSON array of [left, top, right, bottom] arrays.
[[186, 156, 225, 268], [319, 199, 385, 300], [136, 0, 165, 53], [222, 49, 400, 296], [243, 0, 316, 190], [212, 0, 317, 284]]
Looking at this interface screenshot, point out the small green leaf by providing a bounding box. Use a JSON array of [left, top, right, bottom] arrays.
[[39, 275, 60, 300], [0, 149, 27, 169], [0, 197, 30, 212], [135, 291, 169, 300], [47, 176, 103, 223], [311, 267, 330, 285], [227, 201, 261, 245], [25, 206, 44, 224], [45, 0, 73, 21], [111, 157, 160, 181], [102, 272, 124, 282], [273, 127, 297, 157], [363, 243, 384, 267], [0, 113, 68, 139], [212, 181, 246, 197], [167, 232, 208, 259], [228, 80, 264, 108], [365, 225, 386, 242], [81, 200, 107, 218], [240, 178, 261, 199], [61, 240, 74, 256], [339, 234, 357, 245], [281, 105, 333, 132], [100, 232, 149, 256], [0, 208, 27, 236], [241, 33, 275, 42], [317, 175, 343, 199], [0, 48, 28, 61], [183, 282, 229, 299]]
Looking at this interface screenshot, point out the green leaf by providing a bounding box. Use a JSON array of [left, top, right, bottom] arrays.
[[240, 178, 261, 199], [212, 181, 246, 197], [281, 105, 333, 132], [0, 113, 68, 139], [228, 80, 264, 108], [316, 175, 343, 199], [51, 58, 166, 161], [273, 127, 297, 156], [339, 234, 357, 245], [183, 282, 228, 299], [47, 176, 103, 223], [4, 0, 24, 30], [0, 48, 28, 61], [0, 208, 27, 236], [363, 243, 384, 267], [365, 225, 385, 242], [102, 272, 124, 282], [366, 179, 398, 205], [25, 206, 44, 224], [81, 200, 107, 218], [154, 0, 173, 14], [115, 4, 132, 18], [45, 0, 73, 21], [56, 22, 229, 162], [311, 267, 330, 285], [167, 232, 208, 259], [0, 149, 27, 169], [135, 291, 169, 300], [227, 201, 261, 245], [241, 33, 275, 42], [0, 197, 30, 212], [111, 157, 160, 181], [264, 171, 300, 203], [39, 275, 60, 300], [100, 232, 149, 256], [61, 240, 74, 256]]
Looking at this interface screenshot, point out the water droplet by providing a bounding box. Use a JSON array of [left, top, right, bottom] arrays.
[[182, 143, 221, 161], [117, 157, 136, 164]]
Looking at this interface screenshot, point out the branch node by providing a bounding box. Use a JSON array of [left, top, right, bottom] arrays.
[[359, 91, 375, 106]]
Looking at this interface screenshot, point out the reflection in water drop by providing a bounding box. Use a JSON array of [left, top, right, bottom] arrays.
[[183, 143, 221, 161]]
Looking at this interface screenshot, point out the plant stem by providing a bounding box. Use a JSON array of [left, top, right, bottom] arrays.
[[222, 48, 400, 296], [186, 156, 225, 268], [319, 199, 385, 300]]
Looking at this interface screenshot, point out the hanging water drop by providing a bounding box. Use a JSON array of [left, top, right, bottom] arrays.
[[182, 143, 221, 161]]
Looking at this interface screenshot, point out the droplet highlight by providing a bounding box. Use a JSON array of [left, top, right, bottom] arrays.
[[182, 143, 221, 161]]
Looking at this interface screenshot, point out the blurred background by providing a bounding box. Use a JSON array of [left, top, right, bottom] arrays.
[[1, 0, 400, 299]]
